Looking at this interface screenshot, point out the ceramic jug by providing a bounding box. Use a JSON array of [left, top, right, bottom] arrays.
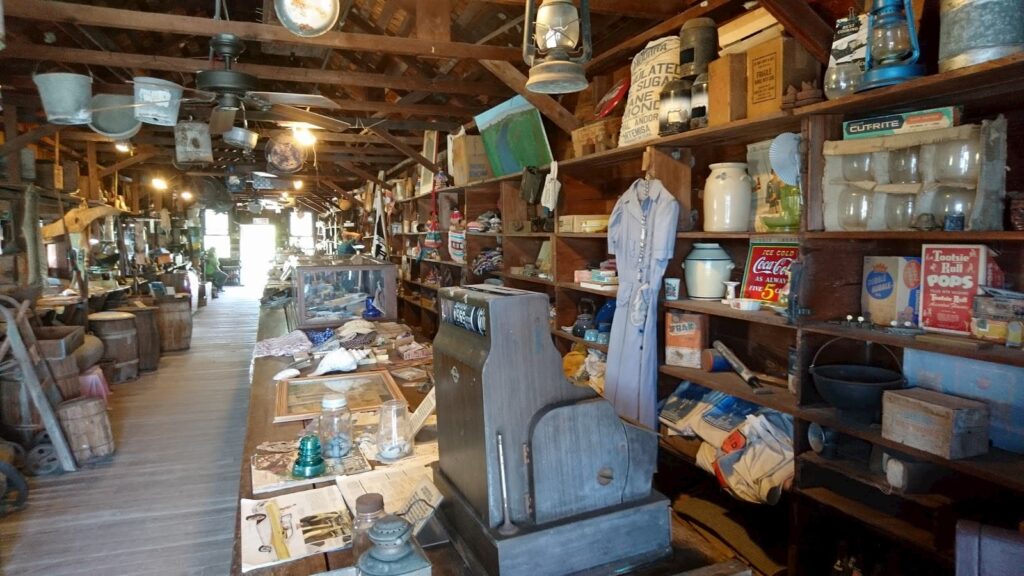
[[704, 162, 753, 232], [682, 243, 735, 300]]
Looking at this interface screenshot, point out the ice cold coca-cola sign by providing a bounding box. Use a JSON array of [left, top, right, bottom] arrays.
[[741, 242, 800, 302]]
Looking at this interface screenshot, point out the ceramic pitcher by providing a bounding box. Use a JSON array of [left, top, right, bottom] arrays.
[[703, 162, 753, 232]]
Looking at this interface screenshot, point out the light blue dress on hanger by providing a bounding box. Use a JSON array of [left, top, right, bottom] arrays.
[[605, 178, 679, 429]]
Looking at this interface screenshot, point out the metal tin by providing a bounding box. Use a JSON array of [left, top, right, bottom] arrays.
[[943, 212, 966, 231], [678, 18, 718, 80], [939, 0, 1024, 72]]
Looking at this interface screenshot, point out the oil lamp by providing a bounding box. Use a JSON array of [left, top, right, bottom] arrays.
[[523, 0, 592, 94], [858, 0, 924, 91]]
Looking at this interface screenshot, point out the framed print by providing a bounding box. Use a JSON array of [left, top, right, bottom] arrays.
[[275, 370, 402, 423]]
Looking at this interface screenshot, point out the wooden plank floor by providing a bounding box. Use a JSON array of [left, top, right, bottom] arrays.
[[0, 288, 259, 575]]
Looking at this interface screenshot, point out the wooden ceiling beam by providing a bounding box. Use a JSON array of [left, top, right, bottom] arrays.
[[0, 43, 511, 97], [478, 60, 580, 135], [97, 149, 161, 177], [472, 0, 692, 19], [367, 127, 438, 172], [417, 0, 452, 42], [0, 123, 60, 156], [3, 0, 521, 62], [759, 0, 833, 64], [337, 162, 393, 189]]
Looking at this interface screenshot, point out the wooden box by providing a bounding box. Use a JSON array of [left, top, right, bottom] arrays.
[[571, 117, 622, 158], [709, 54, 747, 126], [882, 387, 990, 459], [746, 36, 820, 119]]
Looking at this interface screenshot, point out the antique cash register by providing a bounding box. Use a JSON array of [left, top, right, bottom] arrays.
[[433, 285, 670, 575]]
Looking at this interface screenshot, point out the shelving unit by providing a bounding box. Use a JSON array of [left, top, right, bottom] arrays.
[[382, 53, 1024, 575]]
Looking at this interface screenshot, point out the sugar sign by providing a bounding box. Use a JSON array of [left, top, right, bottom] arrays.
[[740, 239, 800, 302]]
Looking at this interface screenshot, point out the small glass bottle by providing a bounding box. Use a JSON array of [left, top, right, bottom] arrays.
[[377, 399, 413, 461], [318, 393, 352, 459], [352, 492, 386, 562]]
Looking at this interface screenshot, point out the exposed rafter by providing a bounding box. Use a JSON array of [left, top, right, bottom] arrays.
[[474, 0, 691, 19]]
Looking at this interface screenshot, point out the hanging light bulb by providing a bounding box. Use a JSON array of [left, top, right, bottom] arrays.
[[292, 126, 317, 147], [523, 0, 592, 94], [151, 177, 168, 190], [293, 179, 304, 190], [180, 190, 193, 201], [114, 141, 131, 153]]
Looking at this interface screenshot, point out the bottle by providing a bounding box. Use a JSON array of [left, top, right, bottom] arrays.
[[352, 492, 386, 562], [318, 393, 352, 459]]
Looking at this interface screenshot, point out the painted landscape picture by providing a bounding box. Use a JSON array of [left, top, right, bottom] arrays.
[[474, 96, 554, 177]]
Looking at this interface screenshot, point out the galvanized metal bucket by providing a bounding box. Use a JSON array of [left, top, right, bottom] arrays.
[[32, 72, 93, 125], [133, 77, 183, 126], [939, 0, 1024, 72], [88, 94, 142, 141]]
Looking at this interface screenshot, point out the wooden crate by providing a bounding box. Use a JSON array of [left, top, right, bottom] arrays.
[[882, 388, 990, 459], [572, 117, 622, 158]]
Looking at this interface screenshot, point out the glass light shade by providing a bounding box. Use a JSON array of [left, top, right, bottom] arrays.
[[690, 73, 709, 119], [935, 186, 975, 219], [842, 153, 874, 182], [889, 147, 920, 184], [535, 0, 580, 50], [935, 139, 980, 183], [838, 187, 873, 230], [884, 193, 916, 230], [824, 62, 863, 99], [871, 13, 912, 63]]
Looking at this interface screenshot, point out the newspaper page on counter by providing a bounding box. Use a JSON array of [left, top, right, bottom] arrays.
[[240, 486, 353, 573], [250, 440, 372, 494], [336, 465, 440, 534]]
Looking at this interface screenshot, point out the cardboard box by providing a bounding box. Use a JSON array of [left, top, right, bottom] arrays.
[[861, 256, 922, 326], [447, 134, 493, 186], [882, 387, 989, 459], [709, 54, 747, 126], [919, 244, 1002, 335], [843, 106, 961, 139], [558, 215, 609, 233], [746, 36, 820, 119], [665, 312, 707, 368], [903, 349, 1024, 454]]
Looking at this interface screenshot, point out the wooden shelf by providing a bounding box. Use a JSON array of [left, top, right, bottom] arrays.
[[395, 186, 467, 204], [551, 329, 609, 352], [797, 406, 1024, 493], [658, 364, 798, 415], [402, 278, 444, 291], [676, 231, 751, 239], [800, 321, 1024, 367], [796, 53, 1024, 118], [659, 433, 702, 464], [557, 282, 618, 297], [498, 273, 554, 286], [466, 232, 500, 237], [797, 486, 951, 563], [799, 452, 952, 510], [663, 299, 795, 328], [421, 259, 464, 267], [558, 232, 608, 238], [399, 294, 436, 312], [803, 230, 1024, 242], [502, 232, 552, 238]]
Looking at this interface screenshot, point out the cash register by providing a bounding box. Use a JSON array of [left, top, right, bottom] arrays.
[[433, 285, 670, 575]]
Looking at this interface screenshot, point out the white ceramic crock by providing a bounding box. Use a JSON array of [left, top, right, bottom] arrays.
[[703, 162, 753, 232], [682, 243, 736, 300]]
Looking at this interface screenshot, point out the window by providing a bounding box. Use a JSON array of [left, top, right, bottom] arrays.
[[204, 210, 232, 257], [289, 210, 315, 254]]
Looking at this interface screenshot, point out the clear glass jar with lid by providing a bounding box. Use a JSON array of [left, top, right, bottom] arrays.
[[352, 492, 386, 561], [318, 393, 352, 459]]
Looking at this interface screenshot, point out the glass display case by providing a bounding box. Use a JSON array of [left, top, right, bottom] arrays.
[[292, 256, 398, 328]]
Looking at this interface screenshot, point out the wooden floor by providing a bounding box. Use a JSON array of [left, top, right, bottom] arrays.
[[0, 288, 259, 575]]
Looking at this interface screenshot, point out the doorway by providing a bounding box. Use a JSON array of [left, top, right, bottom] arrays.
[[239, 224, 276, 294]]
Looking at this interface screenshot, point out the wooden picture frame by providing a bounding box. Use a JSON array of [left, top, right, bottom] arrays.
[[274, 370, 402, 423]]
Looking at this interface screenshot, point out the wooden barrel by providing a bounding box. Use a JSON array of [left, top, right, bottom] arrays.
[[46, 356, 80, 400], [155, 296, 192, 352], [115, 304, 160, 371], [0, 373, 43, 443], [57, 397, 114, 465], [88, 311, 139, 383]]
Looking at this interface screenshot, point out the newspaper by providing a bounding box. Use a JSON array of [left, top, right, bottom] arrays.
[[335, 465, 441, 534], [250, 440, 372, 495], [240, 486, 353, 573]]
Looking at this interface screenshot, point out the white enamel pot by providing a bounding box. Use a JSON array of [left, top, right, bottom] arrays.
[[682, 243, 736, 300]]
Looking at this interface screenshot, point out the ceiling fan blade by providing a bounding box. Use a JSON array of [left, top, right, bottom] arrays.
[[249, 92, 341, 110], [267, 104, 351, 132], [208, 106, 238, 134]]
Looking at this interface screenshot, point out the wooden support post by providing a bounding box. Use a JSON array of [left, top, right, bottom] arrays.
[[417, 0, 451, 42], [478, 60, 582, 136], [646, 147, 694, 232], [86, 142, 100, 201], [3, 105, 22, 184], [802, 114, 843, 232]]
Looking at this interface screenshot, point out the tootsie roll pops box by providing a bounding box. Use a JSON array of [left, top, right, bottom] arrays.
[[919, 245, 1003, 335]]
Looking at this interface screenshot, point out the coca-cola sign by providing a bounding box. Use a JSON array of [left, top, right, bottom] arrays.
[[741, 241, 800, 302]]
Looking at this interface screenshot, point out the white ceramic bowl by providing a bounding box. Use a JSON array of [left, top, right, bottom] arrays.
[[729, 298, 762, 312]]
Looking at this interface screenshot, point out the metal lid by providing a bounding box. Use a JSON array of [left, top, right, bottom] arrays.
[[355, 493, 384, 514], [321, 394, 348, 410], [681, 17, 716, 30]]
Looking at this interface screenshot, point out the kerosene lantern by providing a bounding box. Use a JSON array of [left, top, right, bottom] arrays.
[[523, 0, 592, 94], [356, 515, 431, 576], [858, 0, 924, 91], [658, 77, 692, 136]]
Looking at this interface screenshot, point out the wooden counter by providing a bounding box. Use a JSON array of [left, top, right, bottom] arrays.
[[232, 306, 719, 575]]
